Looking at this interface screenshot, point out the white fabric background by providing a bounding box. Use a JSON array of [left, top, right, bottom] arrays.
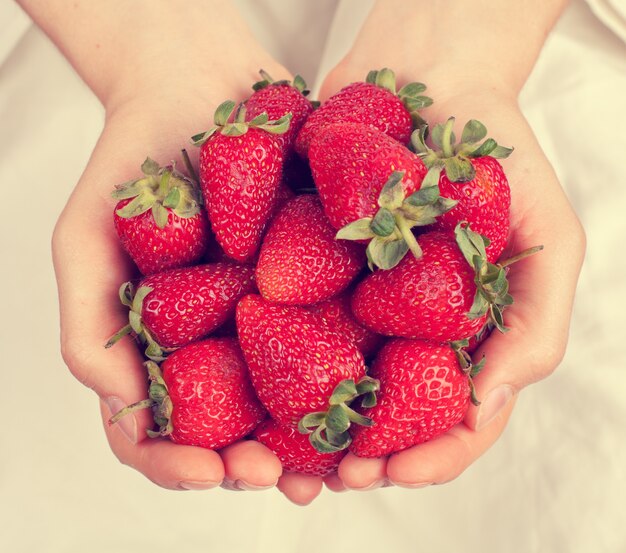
[[1, 1, 625, 551]]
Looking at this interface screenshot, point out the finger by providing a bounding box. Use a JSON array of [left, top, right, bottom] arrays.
[[387, 397, 515, 487], [276, 473, 323, 506], [220, 440, 282, 491], [466, 197, 585, 431], [337, 452, 387, 490], [101, 400, 224, 490], [323, 472, 348, 493]]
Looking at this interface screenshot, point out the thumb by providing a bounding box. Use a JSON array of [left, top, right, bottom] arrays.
[[465, 221, 585, 431]]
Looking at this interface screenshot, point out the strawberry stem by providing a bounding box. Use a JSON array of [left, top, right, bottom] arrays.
[[394, 215, 423, 259], [498, 245, 544, 268], [104, 324, 132, 348], [441, 117, 456, 158], [108, 398, 156, 426], [181, 148, 198, 183]]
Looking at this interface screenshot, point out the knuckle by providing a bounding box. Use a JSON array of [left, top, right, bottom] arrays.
[[60, 334, 98, 391], [524, 338, 567, 384]]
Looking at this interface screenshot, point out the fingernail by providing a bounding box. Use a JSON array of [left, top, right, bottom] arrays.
[[179, 480, 220, 491], [476, 384, 514, 431], [234, 479, 276, 491], [345, 480, 384, 491], [390, 480, 433, 489], [104, 396, 137, 444]]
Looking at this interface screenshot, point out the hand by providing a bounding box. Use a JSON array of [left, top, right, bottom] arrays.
[[46, 2, 326, 503], [315, 1, 585, 492]]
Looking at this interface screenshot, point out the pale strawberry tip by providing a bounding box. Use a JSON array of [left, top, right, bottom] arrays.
[[297, 375, 380, 453]]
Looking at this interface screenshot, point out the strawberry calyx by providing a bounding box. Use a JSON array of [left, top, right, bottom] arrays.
[[298, 376, 380, 453], [336, 171, 457, 270], [366, 68, 433, 128], [104, 282, 172, 361], [252, 69, 311, 97], [450, 339, 487, 406], [411, 117, 513, 183], [190, 100, 292, 145], [454, 222, 543, 333], [112, 156, 203, 229], [108, 360, 174, 438]]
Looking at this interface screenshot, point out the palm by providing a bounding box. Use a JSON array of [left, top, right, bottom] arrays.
[[316, 77, 584, 490]]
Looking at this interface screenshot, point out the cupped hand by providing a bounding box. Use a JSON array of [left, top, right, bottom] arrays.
[[317, 61, 586, 492], [51, 50, 328, 502]]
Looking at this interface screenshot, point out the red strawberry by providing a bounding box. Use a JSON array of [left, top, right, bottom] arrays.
[[246, 70, 315, 154], [236, 294, 378, 452], [351, 227, 516, 342], [112, 157, 210, 275], [105, 262, 256, 360], [310, 123, 455, 269], [192, 101, 291, 262], [109, 338, 266, 450], [350, 338, 479, 458], [307, 292, 383, 359], [252, 418, 346, 477], [412, 118, 513, 262], [295, 68, 432, 158], [255, 195, 366, 305]]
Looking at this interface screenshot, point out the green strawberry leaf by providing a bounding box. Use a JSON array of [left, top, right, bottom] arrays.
[[298, 412, 327, 433], [214, 100, 236, 126], [398, 81, 427, 97], [336, 217, 376, 241], [326, 405, 351, 433], [370, 207, 396, 237], [162, 187, 181, 209], [328, 379, 358, 405], [377, 171, 406, 210], [367, 236, 409, 270], [141, 157, 160, 176], [461, 119, 488, 144], [151, 203, 170, 229], [404, 183, 441, 207], [444, 156, 475, 183]]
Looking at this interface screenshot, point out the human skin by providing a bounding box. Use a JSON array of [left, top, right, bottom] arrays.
[[21, 0, 585, 505], [20, 0, 307, 501], [314, 0, 585, 493]]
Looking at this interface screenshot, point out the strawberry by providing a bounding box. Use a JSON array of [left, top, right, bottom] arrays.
[[309, 123, 455, 269], [255, 195, 366, 305], [109, 338, 266, 450], [252, 418, 346, 477], [236, 294, 379, 452], [351, 226, 521, 342], [246, 70, 315, 154], [412, 118, 513, 262], [112, 156, 210, 275], [295, 68, 432, 158], [350, 338, 482, 458], [105, 262, 256, 360], [192, 101, 291, 262], [307, 291, 383, 359]]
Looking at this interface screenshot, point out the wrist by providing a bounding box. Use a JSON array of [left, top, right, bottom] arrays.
[[326, 0, 567, 101]]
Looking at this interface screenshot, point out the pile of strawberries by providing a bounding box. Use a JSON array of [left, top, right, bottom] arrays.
[[107, 68, 540, 477]]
